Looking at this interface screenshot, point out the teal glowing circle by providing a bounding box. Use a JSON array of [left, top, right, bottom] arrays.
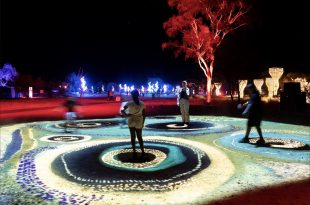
[[99, 143, 186, 172]]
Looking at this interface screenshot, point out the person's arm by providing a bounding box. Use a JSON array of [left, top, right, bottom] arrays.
[[142, 108, 146, 127], [121, 105, 129, 116], [242, 94, 256, 115], [242, 102, 252, 116]]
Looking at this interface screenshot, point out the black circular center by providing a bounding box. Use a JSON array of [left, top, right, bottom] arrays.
[[115, 152, 156, 163]]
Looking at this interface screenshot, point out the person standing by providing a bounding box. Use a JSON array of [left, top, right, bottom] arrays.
[[238, 83, 265, 144], [121, 89, 146, 158], [177, 80, 190, 125]]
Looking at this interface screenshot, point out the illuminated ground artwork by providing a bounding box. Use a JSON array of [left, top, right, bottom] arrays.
[[0, 116, 309, 205]]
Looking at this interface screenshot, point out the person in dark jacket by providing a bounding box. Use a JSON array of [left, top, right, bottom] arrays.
[[238, 83, 265, 144]]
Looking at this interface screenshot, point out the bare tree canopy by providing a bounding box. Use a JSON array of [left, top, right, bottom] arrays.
[[163, 0, 250, 102]]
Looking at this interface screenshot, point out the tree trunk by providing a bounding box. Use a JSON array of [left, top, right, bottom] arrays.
[[197, 57, 213, 103], [206, 76, 212, 103]]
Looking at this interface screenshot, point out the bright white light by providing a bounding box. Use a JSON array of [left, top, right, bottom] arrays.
[[254, 79, 264, 94], [214, 83, 222, 96], [163, 84, 167, 93], [154, 81, 159, 92], [268, 67, 284, 96], [265, 78, 274, 98], [29, 87, 33, 98], [238, 80, 247, 98], [147, 82, 154, 93], [80, 76, 87, 92]]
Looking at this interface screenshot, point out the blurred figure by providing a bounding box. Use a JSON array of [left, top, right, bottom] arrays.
[[63, 97, 78, 132], [237, 83, 265, 144], [108, 89, 114, 101], [121, 89, 146, 158], [177, 80, 190, 125]]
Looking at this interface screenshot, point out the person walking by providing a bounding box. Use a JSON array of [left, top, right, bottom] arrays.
[[238, 83, 265, 144]]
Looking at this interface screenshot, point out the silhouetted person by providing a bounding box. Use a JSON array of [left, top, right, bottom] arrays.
[[63, 97, 78, 132], [238, 83, 265, 144], [121, 89, 146, 158], [108, 90, 114, 101], [177, 80, 190, 125]]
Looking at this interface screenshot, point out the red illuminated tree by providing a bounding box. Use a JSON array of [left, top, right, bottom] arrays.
[[163, 0, 249, 102]]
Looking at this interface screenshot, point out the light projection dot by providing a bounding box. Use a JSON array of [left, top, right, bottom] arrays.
[[40, 135, 92, 143], [55, 120, 120, 129], [166, 123, 188, 129], [145, 121, 212, 131]]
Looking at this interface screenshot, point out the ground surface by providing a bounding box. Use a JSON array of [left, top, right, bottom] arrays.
[[0, 97, 309, 205]]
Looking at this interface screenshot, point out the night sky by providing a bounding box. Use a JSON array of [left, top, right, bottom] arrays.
[[1, 0, 309, 85]]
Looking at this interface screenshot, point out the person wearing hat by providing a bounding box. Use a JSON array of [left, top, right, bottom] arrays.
[[177, 80, 190, 125], [121, 89, 146, 158], [237, 83, 265, 144]]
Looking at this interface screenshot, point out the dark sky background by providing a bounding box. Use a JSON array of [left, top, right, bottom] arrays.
[[1, 0, 309, 85]]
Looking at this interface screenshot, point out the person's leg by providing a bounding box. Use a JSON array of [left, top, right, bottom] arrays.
[[129, 127, 137, 156], [180, 99, 186, 124], [64, 113, 69, 133], [255, 126, 265, 144], [136, 128, 145, 155], [184, 100, 190, 124], [240, 124, 251, 143]]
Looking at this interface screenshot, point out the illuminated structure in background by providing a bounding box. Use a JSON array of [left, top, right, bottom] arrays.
[[293, 77, 309, 92], [268, 67, 284, 96], [28, 87, 33, 98], [238, 80, 247, 98], [254, 79, 264, 94], [265, 78, 274, 98], [214, 83, 222, 96]]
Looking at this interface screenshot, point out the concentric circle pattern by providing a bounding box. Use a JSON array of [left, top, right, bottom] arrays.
[[145, 121, 213, 131], [144, 121, 237, 135], [52, 139, 210, 191], [55, 120, 120, 129], [40, 135, 92, 143], [248, 138, 309, 149], [1, 116, 309, 205], [219, 131, 310, 162]]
